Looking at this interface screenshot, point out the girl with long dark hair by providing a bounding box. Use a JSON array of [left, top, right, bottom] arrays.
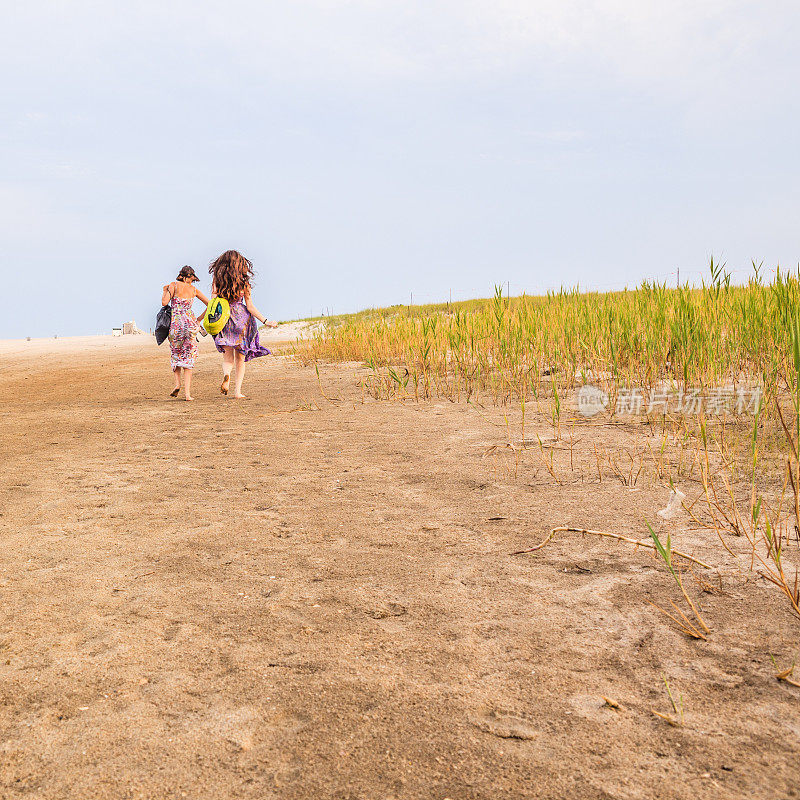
[[208, 250, 278, 398]]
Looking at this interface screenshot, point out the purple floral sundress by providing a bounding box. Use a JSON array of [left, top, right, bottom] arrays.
[[213, 297, 271, 362]]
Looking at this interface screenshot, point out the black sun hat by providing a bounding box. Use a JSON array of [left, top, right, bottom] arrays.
[[177, 265, 200, 282]]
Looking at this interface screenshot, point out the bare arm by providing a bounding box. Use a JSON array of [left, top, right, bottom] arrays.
[[244, 286, 278, 327], [161, 282, 175, 306], [194, 287, 210, 324]]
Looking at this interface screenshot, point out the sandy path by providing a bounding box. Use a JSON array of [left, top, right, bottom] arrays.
[[1, 337, 798, 799]]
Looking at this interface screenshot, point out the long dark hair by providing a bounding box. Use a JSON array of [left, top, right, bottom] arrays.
[[208, 250, 254, 301]]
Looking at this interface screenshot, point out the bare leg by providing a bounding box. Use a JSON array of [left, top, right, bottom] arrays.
[[184, 368, 194, 401], [171, 367, 181, 396], [221, 347, 234, 394], [233, 350, 247, 398]]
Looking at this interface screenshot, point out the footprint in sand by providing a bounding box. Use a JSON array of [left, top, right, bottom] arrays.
[[365, 602, 408, 619], [162, 621, 183, 642], [473, 708, 539, 740]]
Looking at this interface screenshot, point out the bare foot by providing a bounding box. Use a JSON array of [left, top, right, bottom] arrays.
[[170, 387, 180, 397], [233, 393, 248, 400], [221, 375, 230, 395], [185, 396, 195, 401]]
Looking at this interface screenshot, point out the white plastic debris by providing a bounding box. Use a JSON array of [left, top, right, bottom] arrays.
[[657, 488, 686, 520]]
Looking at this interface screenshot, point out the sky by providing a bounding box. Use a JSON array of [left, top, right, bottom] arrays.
[[2, 0, 799, 337]]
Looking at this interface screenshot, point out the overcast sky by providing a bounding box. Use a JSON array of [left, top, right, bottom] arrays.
[[2, 1, 799, 337]]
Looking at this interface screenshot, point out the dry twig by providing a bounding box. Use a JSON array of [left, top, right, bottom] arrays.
[[511, 526, 711, 569]]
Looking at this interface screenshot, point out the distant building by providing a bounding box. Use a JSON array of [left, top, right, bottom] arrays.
[[112, 328, 122, 337], [121, 320, 144, 335]]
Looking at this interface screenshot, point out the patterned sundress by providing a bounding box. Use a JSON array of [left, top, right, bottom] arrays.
[[168, 297, 199, 369], [213, 297, 271, 362]]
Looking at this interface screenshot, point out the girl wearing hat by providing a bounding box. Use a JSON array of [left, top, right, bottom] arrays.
[[161, 266, 209, 401], [208, 250, 278, 398]]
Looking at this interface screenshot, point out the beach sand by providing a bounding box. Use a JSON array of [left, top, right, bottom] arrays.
[[1, 335, 798, 799], [0, 320, 317, 359]]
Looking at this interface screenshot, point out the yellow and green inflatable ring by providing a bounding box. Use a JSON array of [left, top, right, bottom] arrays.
[[203, 297, 231, 335]]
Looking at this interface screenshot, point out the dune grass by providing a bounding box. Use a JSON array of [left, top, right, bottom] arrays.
[[295, 260, 798, 408], [294, 259, 800, 629]]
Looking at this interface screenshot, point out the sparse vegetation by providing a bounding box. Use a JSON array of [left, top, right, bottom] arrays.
[[295, 260, 800, 632]]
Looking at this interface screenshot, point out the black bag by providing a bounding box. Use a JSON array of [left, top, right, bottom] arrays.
[[155, 304, 172, 345]]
